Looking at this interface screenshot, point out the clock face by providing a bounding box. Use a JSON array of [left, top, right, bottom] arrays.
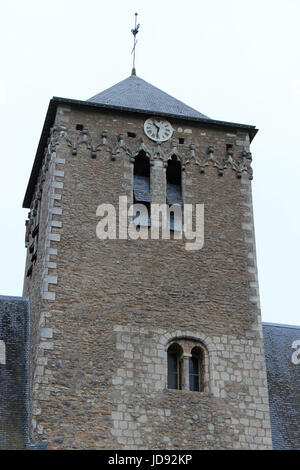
[[144, 118, 173, 142]]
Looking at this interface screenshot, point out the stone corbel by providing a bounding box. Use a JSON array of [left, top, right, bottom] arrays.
[[110, 148, 118, 161], [226, 148, 241, 176], [246, 152, 253, 180], [100, 130, 108, 145], [77, 129, 92, 155], [117, 134, 133, 160], [198, 145, 213, 173], [49, 126, 66, 153], [79, 128, 101, 159], [25, 219, 30, 247], [236, 151, 253, 180], [88, 130, 110, 159], [118, 133, 125, 147], [89, 143, 98, 159], [105, 142, 120, 162], [65, 133, 77, 155], [95, 131, 120, 161], [217, 152, 229, 176], [185, 143, 196, 167]]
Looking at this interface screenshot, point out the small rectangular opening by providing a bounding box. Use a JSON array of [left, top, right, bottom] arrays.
[[127, 132, 136, 138], [226, 144, 233, 151], [179, 138, 184, 144], [76, 124, 84, 131]]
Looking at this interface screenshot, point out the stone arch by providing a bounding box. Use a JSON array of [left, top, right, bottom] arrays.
[[133, 150, 151, 173], [167, 151, 183, 162], [159, 330, 217, 395], [132, 142, 153, 164]]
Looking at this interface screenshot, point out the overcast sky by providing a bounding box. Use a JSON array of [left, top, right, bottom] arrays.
[[0, 0, 299, 326]]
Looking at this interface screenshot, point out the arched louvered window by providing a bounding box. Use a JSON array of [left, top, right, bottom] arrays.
[[167, 343, 183, 390], [166, 156, 182, 231], [133, 151, 151, 226]]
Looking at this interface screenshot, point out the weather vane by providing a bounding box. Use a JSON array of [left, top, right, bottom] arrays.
[[131, 13, 140, 75]]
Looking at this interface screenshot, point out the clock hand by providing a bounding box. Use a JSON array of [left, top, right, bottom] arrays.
[[153, 121, 160, 139], [154, 120, 162, 139]]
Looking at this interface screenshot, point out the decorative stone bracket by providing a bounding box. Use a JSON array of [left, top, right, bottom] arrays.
[[197, 146, 253, 180], [43, 126, 254, 179]]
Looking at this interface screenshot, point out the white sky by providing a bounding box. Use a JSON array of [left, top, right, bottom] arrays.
[[0, 0, 299, 326]]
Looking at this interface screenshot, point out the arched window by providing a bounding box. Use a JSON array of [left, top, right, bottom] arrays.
[[189, 347, 204, 392], [166, 156, 182, 231], [166, 339, 207, 392], [133, 151, 151, 226], [167, 343, 183, 390]]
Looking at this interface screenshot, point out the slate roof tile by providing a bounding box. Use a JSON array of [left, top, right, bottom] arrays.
[[263, 323, 300, 450], [88, 74, 210, 120]]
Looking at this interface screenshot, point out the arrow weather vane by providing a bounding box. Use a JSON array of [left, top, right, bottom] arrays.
[[131, 13, 140, 75]]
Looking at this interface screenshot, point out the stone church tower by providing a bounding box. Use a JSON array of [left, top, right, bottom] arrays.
[[22, 71, 272, 449]]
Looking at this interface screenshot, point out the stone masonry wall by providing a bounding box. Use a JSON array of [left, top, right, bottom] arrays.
[[23, 105, 272, 449]]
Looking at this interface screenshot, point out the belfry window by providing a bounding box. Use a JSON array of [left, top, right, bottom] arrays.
[[133, 151, 151, 226], [167, 343, 183, 390], [166, 156, 182, 231]]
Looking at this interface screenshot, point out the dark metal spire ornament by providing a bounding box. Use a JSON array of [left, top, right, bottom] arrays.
[[131, 13, 140, 76]]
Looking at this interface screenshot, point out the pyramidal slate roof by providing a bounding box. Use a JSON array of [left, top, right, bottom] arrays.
[[88, 74, 210, 120]]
